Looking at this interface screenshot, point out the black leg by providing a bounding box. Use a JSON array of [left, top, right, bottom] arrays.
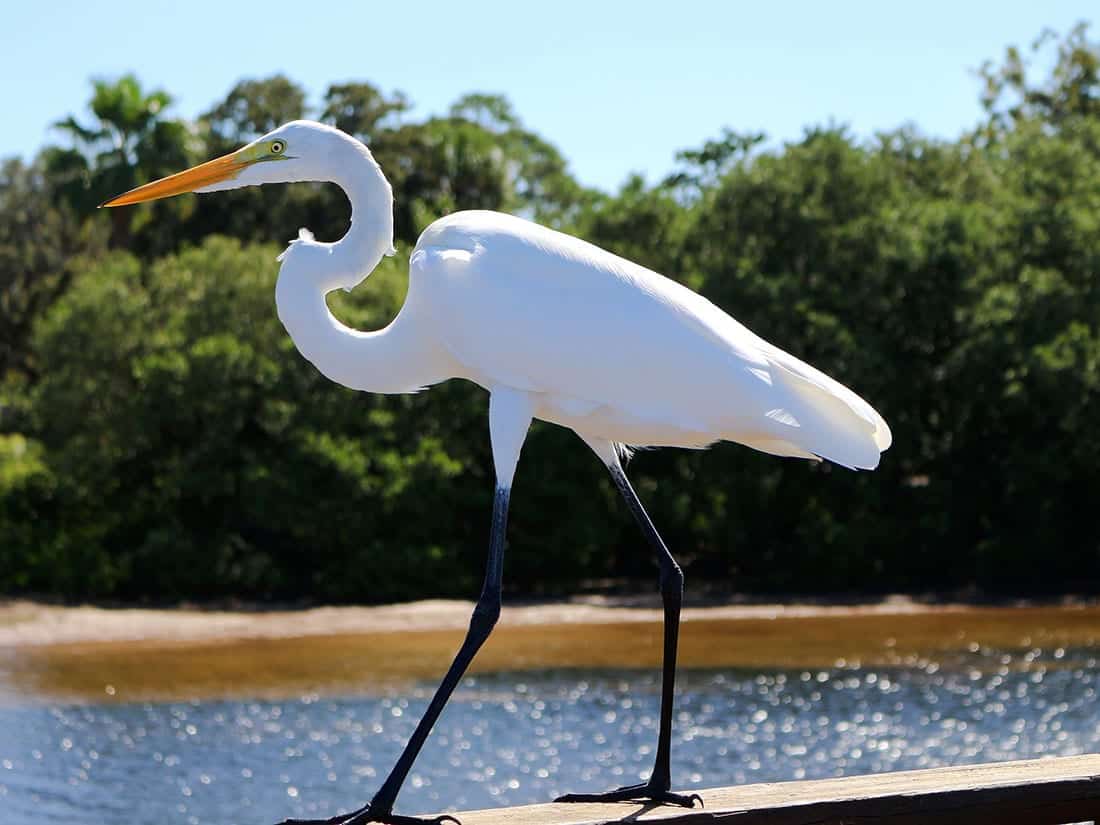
[[279, 486, 512, 825], [555, 463, 700, 809]]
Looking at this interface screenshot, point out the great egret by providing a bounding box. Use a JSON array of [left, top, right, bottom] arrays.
[[104, 120, 891, 825]]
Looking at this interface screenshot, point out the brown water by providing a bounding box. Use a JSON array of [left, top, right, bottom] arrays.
[[2, 604, 1097, 704], [1, 605, 1098, 824]]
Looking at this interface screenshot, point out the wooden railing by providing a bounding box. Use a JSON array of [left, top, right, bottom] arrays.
[[437, 754, 1100, 824]]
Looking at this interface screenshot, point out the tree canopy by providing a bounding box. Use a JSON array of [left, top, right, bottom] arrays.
[[1, 26, 1098, 602]]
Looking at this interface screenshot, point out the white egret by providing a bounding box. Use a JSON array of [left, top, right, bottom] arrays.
[[104, 120, 891, 825]]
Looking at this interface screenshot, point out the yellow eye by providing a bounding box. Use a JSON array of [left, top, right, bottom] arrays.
[[270, 140, 285, 155]]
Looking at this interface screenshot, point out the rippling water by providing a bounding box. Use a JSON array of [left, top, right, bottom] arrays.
[[2, 646, 1099, 825]]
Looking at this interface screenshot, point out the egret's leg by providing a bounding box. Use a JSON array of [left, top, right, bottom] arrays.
[[555, 445, 700, 809], [278, 390, 533, 825]]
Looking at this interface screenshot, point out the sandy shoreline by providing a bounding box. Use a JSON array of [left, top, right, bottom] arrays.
[[0, 594, 1020, 651], [0, 595, 996, 649], [3, 597, 1097, 704]]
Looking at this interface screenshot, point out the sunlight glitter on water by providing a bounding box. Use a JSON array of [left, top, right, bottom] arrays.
[[1, 646, 1099, 825]]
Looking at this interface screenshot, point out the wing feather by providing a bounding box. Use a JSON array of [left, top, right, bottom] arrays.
[[412, 211, 889, 467]]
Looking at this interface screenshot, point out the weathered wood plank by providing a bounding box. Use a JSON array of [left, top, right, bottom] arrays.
[[441, 754, 1100, 824]]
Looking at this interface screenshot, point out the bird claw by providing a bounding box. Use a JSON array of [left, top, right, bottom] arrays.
[[364, 816, 460, 825], [277, 806, 461, 825], [555, 782, 703, 808]]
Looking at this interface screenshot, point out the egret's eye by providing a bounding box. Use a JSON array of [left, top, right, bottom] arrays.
[[271, 141, 285, 155]]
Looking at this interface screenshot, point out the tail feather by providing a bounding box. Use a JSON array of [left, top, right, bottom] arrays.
[[764, 355, 889, 471]]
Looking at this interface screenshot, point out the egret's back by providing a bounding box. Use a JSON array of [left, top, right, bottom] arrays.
[[412, 211, 890, 469]]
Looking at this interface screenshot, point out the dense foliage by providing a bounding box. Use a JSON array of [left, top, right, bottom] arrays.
[[1, 27, 1098, 602]]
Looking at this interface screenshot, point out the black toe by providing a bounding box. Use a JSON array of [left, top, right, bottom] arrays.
[[554, 782, 702, 808]]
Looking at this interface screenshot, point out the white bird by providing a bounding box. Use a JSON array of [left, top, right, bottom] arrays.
[[104, 120, 891, 825]]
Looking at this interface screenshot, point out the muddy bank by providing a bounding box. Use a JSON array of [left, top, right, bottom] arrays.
[[1, 598, 1097, 704], [0, 595, 967, 648]]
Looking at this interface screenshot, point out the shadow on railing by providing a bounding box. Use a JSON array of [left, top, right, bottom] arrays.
[[437, 754, 1100, 824]]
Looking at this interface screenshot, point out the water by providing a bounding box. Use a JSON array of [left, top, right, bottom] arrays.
[[3, 647, 1099, 825]]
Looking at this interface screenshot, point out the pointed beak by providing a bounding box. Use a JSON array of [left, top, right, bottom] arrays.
[[100, 150, 248, 208]]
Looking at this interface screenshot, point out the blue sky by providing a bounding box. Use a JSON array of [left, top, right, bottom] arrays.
[[5, 1, 1094, 191]]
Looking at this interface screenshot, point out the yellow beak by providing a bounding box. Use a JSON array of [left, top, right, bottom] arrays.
[[100, 151, 247, 208]]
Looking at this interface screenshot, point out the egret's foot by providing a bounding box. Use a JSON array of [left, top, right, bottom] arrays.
[[279, 805, 460, 825], [555, 781, 702, 808]]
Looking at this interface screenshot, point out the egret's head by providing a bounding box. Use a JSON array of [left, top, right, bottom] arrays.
[[101, 120, 343, 207]]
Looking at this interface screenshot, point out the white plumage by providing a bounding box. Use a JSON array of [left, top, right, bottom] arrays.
[[411, 210, 890, 468], [103, 119, 891, 824]]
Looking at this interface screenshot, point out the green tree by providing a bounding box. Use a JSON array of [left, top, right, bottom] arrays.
[[202, 75, 308, 153], [42, 74, 191, 249], [7, 26, 1100, 602], [322, 82, 410, 141], [0, 158, 100, 380], [979, 22, 1100, 131], [446, 93, 594, 224], [24, 239, 491, 599]]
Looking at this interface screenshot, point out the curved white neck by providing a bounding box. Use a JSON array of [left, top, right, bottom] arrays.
[[318, 140, 396, 291], [274, 135, 450, 394]]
